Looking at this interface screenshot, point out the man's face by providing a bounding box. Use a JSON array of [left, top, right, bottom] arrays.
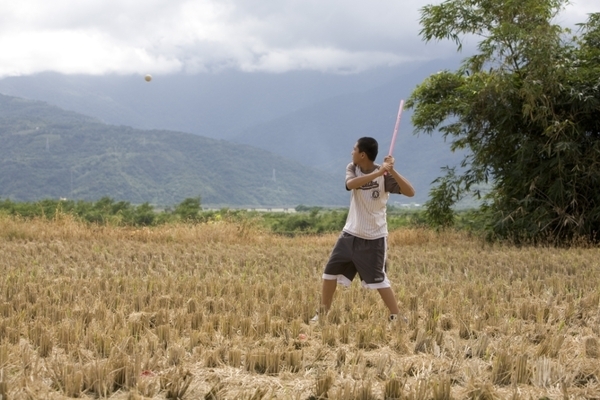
[[351, 143, 363, 164]]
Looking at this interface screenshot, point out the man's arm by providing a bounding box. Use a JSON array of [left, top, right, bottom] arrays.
[[388, 168, 415, 197], [384, 156, 415, 197], [346, 166, 386, 190]]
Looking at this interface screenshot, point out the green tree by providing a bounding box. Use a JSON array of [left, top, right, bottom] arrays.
[[174, 197, 202, 221], [424, 167, 459, 229], [132, 203, 155, 226], [408, 0, 600, 243]]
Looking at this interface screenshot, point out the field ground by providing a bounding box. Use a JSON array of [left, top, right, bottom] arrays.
[[1, 216, 600, 399]]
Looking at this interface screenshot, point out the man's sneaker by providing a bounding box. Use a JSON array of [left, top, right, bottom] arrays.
[[310, 312, 319, 323], [389, 314, 408, 323]]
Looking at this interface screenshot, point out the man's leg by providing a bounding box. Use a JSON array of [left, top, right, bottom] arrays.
[[377, 287, 400, 315], [321, 278, 338, 313]]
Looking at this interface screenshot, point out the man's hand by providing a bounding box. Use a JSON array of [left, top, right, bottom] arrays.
[[382, 155, 395, 172]]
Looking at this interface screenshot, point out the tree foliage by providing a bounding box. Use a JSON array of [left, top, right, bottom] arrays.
[[174, 197, 202, 221], [424, 167, 459, 229], [408, 0, 600, 243]]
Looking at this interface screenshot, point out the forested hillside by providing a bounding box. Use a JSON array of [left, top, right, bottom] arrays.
[[0, 60, 465, 204], [0, 95, 348, 207]]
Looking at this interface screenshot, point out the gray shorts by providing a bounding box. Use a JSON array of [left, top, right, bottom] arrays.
[[322, 232, 391, 289]]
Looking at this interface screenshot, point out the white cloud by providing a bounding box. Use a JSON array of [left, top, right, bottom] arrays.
[[556, 0, 598, 29], [0, 29, 181, 76], [0, 0, 595, 78], [237, 47, 417, 74]]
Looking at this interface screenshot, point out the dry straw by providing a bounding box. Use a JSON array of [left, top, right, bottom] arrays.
[[2, 216, 600, 398]]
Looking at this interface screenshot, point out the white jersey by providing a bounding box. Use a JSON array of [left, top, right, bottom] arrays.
[[342, 163, 401, 240]]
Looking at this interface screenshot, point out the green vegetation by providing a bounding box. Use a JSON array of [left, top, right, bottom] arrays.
[[0, 197, 168, 226], [0, 197, 485, 236], [409, 0, 600, 244]]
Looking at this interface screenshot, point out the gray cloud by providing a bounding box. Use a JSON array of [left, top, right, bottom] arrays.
[[0, 0, 595, 78]]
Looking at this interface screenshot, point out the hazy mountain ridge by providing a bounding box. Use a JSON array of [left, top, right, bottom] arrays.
[[0, 94, 349, 207], [0, 58, 465, 205], [230, 65, 465, 203], [0, 67, 412, 138]]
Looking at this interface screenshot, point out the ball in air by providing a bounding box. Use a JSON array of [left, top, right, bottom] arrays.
[[144, 74, 152, 82]]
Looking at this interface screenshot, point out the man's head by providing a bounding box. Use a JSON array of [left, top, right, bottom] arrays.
[[356, 137, 378, 162]]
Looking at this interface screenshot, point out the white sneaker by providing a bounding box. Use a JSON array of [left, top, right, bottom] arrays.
[[310, 313, 319, 323], [389, 314, 408, 323]]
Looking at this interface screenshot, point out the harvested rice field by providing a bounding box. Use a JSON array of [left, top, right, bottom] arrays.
[[1, 216, 600, 399]]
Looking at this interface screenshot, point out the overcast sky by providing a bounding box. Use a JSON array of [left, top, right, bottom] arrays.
[[0, 0, 596, 78]]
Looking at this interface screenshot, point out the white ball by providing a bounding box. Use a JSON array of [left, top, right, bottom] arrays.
[[144, 74, 152, 82]]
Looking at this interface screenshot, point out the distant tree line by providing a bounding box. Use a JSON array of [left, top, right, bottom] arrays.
[[0, 197, 202, 227], [0, 197, 482, 235]]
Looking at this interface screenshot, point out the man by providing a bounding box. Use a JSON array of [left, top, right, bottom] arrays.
[[314, 137, 415, 323]]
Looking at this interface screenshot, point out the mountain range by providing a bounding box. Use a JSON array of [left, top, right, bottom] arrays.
[[0, 94, 352, 207], [0, 57, 465, 207]]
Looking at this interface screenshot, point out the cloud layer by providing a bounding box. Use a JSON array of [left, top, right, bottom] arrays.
[[0, 0, 596, 78]]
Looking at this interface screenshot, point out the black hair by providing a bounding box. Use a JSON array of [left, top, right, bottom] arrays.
[[357, 137, 378, 162]]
